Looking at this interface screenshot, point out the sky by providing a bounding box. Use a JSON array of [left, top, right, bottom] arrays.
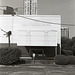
[[0, 0, 75, 24], [38, 0, 75, 24], [0, 0, 75, 37]]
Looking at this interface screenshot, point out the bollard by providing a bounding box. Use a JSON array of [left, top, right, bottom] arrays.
[[33, 53, 35, 64]]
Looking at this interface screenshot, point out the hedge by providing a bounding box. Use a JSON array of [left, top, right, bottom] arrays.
[[0, 47, 21, 65], [67, 56, 75, 65], [55, 55, 75, 65], [54, 55, 68, 65]]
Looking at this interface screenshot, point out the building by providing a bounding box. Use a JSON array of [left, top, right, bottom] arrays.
[[0, 15, 61, 57], [61, 27, 69, 38], [0, 6, 15, 15], [23, 0, 37, 15]]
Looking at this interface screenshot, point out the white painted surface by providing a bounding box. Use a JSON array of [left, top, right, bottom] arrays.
[[0, 15, 61, 46]]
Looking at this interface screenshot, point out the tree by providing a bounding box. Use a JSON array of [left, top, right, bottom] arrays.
[[61, 37, 71, 50]]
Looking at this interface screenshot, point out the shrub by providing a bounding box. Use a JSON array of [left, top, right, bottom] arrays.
[[55, 55, 75, 65], [61, 36, 75, 56], [54, 55, 68, 65], [67, 56, 75, 65], [61, 50, 73, 56], [0, 47, 21, 65]]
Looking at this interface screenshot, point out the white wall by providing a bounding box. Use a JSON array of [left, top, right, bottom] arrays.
[[0, 15, 13, 43], [0, 15, 61, 46], [0, 0, 75, 38]]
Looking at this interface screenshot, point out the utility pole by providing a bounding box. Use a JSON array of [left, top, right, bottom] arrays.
[[7, 31, 12, 47], [0, 6, 14, 47]]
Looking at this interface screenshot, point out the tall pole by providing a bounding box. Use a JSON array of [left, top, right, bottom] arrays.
[[7, 31, 12, 47], [8, 35, 10, 47]]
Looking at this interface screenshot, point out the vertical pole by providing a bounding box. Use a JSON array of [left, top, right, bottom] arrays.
[[60, 44, 61, 55], [55, 46, 57, 56], [68, 28, 69, 38], [33, 53, 35, 64], [8, 35, 10, 47]]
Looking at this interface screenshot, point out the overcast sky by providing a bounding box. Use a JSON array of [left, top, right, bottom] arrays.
[[0, 0, 75, 24]]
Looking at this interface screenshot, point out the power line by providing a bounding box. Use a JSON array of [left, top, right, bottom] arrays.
[[16, 15, 75, 26], [16, 15, 61, 25], [0, 14, 75, 33], [0, 6, 75, 26]]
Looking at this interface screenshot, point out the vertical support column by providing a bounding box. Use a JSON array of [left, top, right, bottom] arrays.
[[55, 46, 57, 56], [59, 45, 61, 55]]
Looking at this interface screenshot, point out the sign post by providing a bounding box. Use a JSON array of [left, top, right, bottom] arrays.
[[33, 53, 35, 64]]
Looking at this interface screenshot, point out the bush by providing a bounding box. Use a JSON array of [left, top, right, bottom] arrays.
[[54, 55, 68, 65], [67, 56, 75, 65], [0, 47, 21, 65], [55, 55, 75, 65], [61, 50, 73, 56]]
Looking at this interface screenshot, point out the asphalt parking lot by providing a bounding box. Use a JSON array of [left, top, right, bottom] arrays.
[[0, 60, 75, 75]]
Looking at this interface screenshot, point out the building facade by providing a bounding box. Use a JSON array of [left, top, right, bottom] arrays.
[[61, 27, 69, 38], [0, 15, 61, 57], [0, 6, 15, 15], [23, 0, 37, 15]]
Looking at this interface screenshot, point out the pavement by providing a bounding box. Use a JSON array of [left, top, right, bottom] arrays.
[[0, 60, 75, 75]]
